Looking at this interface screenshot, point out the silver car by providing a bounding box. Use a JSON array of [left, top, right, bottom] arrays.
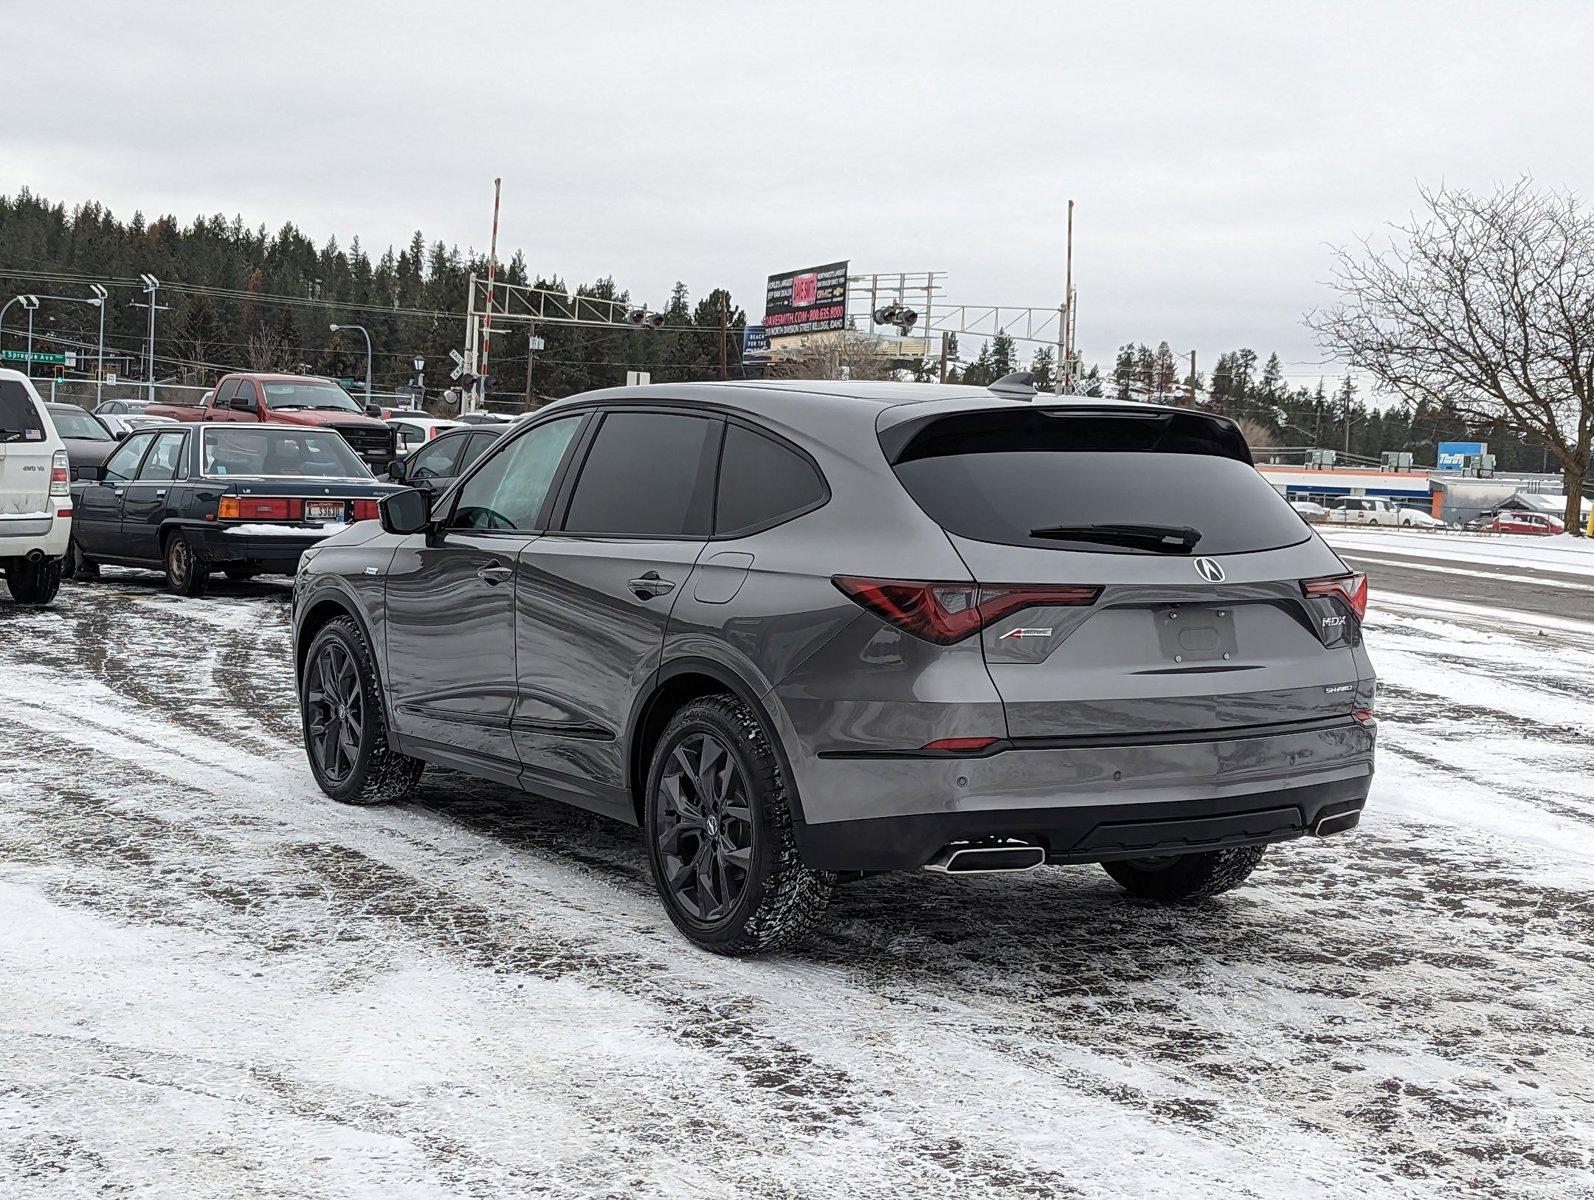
[[292, 380, 1376, 954]]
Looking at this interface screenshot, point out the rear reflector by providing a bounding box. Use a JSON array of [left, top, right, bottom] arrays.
[[56, 507, 72, 519], [1302, 572, 1368, 620], [833, 577, 1100, 645], [920, 737, 1000, 754]]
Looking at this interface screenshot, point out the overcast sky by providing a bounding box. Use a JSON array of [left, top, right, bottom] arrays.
[[8, 0, 1594, 388]]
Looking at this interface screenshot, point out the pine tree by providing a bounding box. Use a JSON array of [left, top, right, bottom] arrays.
[[1028, 346, 1055, 391]]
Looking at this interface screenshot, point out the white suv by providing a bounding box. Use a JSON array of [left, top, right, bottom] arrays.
[[0, 369, 72, 605], [1324, 496, 1401, 527]]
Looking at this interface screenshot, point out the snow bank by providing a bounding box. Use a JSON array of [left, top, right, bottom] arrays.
[[1322, 527, 1594, 576]]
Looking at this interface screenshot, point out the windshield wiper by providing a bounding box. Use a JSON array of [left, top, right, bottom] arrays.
[[308, 404, 356, 411], [1028, 522, 1203, 552]]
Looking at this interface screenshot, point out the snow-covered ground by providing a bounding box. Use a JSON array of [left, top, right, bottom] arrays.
[[1321, 527, 1594, 576], [2, 573, 1592, 1199]]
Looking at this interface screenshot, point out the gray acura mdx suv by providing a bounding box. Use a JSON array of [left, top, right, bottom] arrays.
[[292, 380, 1375, 954]]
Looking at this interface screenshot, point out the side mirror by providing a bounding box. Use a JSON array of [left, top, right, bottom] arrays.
[[229, 395, 259, 412], [387, 456, 408, 483], [365, 403, 384, 418], [379, 488, 432, 535], [78, 464, 104, 482]]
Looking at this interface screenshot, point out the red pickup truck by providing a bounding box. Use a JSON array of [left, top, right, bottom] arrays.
[[147, 373, 396, 473]]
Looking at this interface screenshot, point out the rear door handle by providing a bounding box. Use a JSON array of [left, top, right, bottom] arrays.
[[628, 570, 677, 599], [476, 564, 514, 585]]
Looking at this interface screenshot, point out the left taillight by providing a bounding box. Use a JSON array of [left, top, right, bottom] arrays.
[[352, 499, 380, 521], [1302, 572, 1369, 620], [50, 450, 69, 496], [832, 576, 1101, 645]]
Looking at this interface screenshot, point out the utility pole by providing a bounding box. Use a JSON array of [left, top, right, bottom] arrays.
[[1058, 199, 1074, 394], [938, 332, 950, 384], [524, 323, 536, 409], [1188, 350, 1197, 402], [719, 293, 728, 380], [478, 179, 502, 415]]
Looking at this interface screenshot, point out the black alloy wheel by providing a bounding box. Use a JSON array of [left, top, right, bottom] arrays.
[[644, 695, 835, 954], [298, 616, 424, 806], [304, 639, 364, 786], [656, 732, 755, 923]]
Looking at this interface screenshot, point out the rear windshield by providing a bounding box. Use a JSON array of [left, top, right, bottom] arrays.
[[200, 426, 371, 479], [0, 380, 47, 444], [50, 406, 114, 441], [888, 408, 1310, 556]]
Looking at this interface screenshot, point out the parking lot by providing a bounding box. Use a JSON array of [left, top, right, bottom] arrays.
[[1, 540, 1591, 1200]]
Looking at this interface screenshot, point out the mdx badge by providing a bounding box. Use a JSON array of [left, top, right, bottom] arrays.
[[1194, 557, 1225, 583]]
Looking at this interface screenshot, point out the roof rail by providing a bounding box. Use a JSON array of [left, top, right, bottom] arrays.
[[989, 371, 1037, 400]]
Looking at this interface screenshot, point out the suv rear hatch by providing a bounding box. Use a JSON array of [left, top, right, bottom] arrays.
[[881, 404, 1371, 740], [0, 378, 54, 520]]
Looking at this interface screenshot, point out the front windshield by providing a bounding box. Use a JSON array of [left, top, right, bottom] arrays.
[[200, 427, 372, 479], [261, 380, 362, 413], [50, 407, 114, 440]]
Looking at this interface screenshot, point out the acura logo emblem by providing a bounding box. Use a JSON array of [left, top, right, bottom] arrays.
[[1194, 557, 1225, 583]]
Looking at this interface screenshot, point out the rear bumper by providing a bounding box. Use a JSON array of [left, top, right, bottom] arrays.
[[0, 514, 70, 560], [794, 775, 1372, 871], [187, 526, 333, 571], [779, 716, 1376, 871]]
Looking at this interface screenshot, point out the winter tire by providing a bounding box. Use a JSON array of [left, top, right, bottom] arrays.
[[1103, 845, 1266, 902], [163, 531, 210, 597], [644, 694, 835, 955], [64, 537, 99, 582], [6, 556, 63, 606], [300, 615, 424, 805]]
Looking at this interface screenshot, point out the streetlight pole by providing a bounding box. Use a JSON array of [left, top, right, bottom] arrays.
[[138, 275, 160, 404], [329, 323, 373, 406], [89, 285, 108, 404], [0, 294, 38, 358], [25, 297, 38, 377]]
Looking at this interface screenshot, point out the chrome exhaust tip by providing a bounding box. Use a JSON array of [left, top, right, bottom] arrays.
[[924, 840, 1047, 874], [25, 549, 44, 562], [1312, 809, 1362, 837]]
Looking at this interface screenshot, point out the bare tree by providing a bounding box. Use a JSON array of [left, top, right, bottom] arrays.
[[1310, 180, 1594, 533], [775, 332, 898, 382], [246, 326, 294, 372]]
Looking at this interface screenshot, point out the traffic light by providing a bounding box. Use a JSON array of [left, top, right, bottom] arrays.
[[872, 304, 919, 331]]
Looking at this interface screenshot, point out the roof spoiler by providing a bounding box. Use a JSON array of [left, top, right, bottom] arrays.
[[988, 371, 1037, 400]]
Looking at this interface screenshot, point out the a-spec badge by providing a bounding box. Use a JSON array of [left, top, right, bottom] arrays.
[[998, 627, 1054, 641], [1194, 557, 1225, 583]]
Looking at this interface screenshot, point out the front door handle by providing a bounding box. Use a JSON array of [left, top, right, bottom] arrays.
[[476, 564, 514, 585], [628, 570, 677, 600]]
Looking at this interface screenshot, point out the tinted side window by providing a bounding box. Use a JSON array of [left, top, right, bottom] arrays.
[[563, 412, 718, 537], [716, 423, 825, 535], [215, 379, 240, 405], [0, 380, 46, 442], [451, 416, 582, 531], [408, 434, 465, 480], [137, 431, 188, 481], [460, 431, 499, 472], [234, 380, 260, 407], [103, 433, 154, 482]]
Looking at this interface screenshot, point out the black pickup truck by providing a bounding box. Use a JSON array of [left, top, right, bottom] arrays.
[[68, 422, 400, 596]]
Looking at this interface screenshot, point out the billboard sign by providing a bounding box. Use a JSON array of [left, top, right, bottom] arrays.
[[1436, 440, 1487, 471], [741, 324, 771, 363], [765, 261, 849, 338]]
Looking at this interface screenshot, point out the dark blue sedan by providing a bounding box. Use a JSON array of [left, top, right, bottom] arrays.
[[68, 423, 401, 596]]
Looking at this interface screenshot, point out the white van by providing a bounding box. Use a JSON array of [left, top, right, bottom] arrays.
[[0, 369, 72, 604]]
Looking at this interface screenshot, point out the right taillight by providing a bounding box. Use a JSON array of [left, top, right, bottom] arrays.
[[50, 450, 69, 496], [217, 497, 302, 521], [833, 576, 1100, 645], [1302, 572, 1369, 620]]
